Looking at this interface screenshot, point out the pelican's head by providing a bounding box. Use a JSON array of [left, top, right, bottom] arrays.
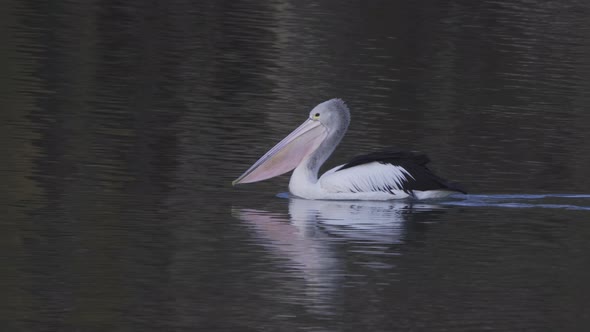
[[233, 99, 351, 185], [308, 98, 351, 132]]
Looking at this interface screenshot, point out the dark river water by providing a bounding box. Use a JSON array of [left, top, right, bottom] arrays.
[[3, 0, 590, 331]]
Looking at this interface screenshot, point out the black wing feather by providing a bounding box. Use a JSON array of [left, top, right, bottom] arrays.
[[337, 149, 466, 194]]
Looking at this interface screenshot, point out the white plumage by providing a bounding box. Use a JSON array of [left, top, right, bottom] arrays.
[[320, 162, 415, 194]]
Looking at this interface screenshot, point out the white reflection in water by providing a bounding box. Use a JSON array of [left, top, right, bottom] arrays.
[[288, 198, 441, 244], [234, 198, 444, 314]]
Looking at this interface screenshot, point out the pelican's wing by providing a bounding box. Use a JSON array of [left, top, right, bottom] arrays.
[[319, 150, 465, 195]]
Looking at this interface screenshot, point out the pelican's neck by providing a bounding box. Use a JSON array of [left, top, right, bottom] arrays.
[[289, 124, 347, 196]]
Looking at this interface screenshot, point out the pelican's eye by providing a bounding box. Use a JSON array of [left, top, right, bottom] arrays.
[[313, 112, 320, 119]]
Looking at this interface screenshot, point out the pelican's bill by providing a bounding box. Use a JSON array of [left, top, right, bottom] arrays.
[[233, 119, 327, 185]]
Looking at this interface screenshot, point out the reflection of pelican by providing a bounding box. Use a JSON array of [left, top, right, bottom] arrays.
[[288, 198, 442, 243], [234, 99, 465, 200], [234, 199, 444, 313], [234, 198, 443, 255]]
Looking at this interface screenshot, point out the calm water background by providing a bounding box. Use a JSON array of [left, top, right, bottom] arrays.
[[2, 0, 590, 331]]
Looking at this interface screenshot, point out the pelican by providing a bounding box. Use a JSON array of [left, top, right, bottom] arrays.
[[233, 99, 466, 200]]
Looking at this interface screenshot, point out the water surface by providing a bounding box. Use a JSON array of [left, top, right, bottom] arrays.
[[2, 0, 590, 330]]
